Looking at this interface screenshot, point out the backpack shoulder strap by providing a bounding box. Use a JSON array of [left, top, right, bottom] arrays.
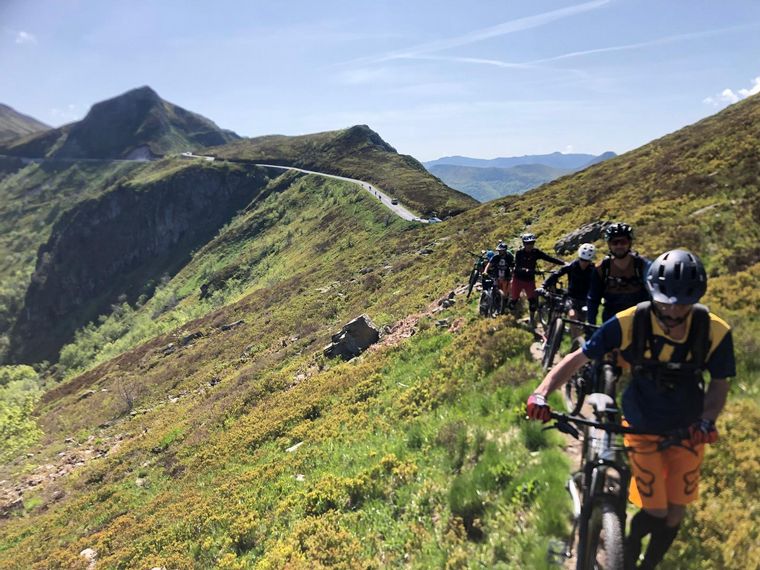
[[600, 256, 611, 282], [687, 304, 711, 369], [631, 300, 652, 366], [633, 254, 645, 279]]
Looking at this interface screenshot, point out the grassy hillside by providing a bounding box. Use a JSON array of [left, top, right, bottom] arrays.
[[206, 125, 477, 218], [0, 104, 49, 143], [427, 163, 572, 202], [1, 96, 759, 568]]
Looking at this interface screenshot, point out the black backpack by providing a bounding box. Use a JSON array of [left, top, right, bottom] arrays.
[[631, 301, 711, 389]]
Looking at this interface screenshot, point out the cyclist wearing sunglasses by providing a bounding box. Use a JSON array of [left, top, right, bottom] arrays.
[[587, 222, 650, 325], [527, 249, 735, 569]]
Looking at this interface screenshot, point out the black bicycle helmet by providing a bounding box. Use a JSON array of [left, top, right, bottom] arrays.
[[604, 222, 634, 241], [646, 249, 707, 304]]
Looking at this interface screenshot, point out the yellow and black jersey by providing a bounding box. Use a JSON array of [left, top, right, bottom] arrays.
[[583, 305, 735, 431]]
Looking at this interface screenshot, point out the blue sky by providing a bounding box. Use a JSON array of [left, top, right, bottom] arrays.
[[1, 0, 759, 160]]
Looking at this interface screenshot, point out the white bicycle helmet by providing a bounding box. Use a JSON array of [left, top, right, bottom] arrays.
[[578, 243, 596, 261]]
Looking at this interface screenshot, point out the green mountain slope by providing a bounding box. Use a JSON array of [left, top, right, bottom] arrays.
[[0, 96, 759, 568], [0, 159, 151, 358], [8, 160, 271, 364], [428, 163, 572, 202], [0, 87, 239, 160], [0, 104, 50, 143], [206, 125, 477, 217]]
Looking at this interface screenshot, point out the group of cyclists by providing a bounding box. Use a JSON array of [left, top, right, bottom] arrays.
[[468, 222, 736, 569]]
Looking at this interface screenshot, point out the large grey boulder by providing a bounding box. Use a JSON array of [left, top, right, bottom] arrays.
[[323, 315, 380, 361], [554, 221, 610, 255]]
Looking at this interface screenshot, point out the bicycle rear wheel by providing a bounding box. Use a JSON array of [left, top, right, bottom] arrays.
[[577, 499, 624, 570], [541, 317, 564, 371]]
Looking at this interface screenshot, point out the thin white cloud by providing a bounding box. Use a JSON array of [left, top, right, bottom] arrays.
[[396, 54, 539, 70], [528, 25, 754, 65], [339, 0, 611, 66], [15, 30, 37, 45], [704, 76, 760, 107]]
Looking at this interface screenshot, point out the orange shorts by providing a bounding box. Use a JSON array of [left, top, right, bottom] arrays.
[[624, 432, 705, 510]]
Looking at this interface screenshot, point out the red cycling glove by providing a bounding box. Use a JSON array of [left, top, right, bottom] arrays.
[[527, 393, 551, 422], [689, 418, 718, 445]]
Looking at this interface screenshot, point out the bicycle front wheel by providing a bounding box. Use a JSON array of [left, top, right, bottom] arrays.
[[542, 317, 564, 371], [601, 363, 619, 400], [563, 372, 586, 415], [537, 296, 552, 328], [578, 499, 624, 570], [478, 290, 490, 317]]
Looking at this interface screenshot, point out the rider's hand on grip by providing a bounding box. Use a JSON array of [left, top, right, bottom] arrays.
[[527, 393, 551, 422], [688, 418, 718, 445]]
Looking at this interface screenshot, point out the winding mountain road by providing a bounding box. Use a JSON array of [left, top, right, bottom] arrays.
[[1, 151, 431, 224], [254, 163, 428, 223]]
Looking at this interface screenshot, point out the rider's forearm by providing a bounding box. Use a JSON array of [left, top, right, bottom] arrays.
[[534, 348, 590, 398], [702, 378, 730, 422]]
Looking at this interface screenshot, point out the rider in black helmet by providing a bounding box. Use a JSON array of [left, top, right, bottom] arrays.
[[509, 233, 564, 328], [586, 222, 650, 325], [528, 249, 735, 569]]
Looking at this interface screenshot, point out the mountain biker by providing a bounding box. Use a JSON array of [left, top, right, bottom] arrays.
[[540, 242, 596, 341], [509, 233, 564, 328], [587, 223, 650, 325], [526, 249, 735, 569], [483, 242, 514, 307]]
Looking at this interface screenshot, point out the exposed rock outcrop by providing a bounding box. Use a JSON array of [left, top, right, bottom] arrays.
[[554, 221, 609, 255], [323, 315, 380, 361]]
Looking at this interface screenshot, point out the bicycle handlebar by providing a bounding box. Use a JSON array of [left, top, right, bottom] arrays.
[[548, 411, 691, 444]]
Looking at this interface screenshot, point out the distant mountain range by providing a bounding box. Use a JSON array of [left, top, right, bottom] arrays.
[[424, 151, 615, 170], [424, 151, 616, 201], [0, 86, 239, 160], [0, 103, 50, 143]]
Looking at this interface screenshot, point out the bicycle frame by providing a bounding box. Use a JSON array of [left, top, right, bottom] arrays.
[[547, 404, 692, 569]]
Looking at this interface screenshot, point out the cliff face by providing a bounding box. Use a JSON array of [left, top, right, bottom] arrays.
[[9, 163, 269, 363]]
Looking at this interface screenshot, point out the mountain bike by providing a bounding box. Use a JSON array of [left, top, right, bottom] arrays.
[[539, 290, 598, 374], [466, 251, 487, 299], [478, 276, 502, 318], [538, 289, 571, 371], [546, 399, 693, 570], [562, 342, 618, 416]]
